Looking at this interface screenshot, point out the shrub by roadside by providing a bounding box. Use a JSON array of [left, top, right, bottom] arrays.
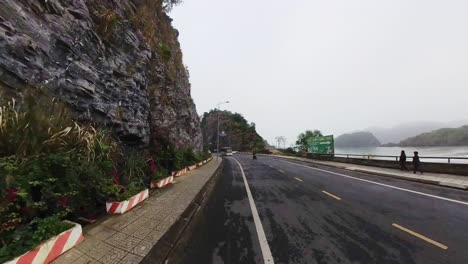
[[0, 91, 210, 262]]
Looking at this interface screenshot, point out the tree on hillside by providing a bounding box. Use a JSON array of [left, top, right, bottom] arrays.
[[163, 0, 183, 11], [296, 130, 323, 151]]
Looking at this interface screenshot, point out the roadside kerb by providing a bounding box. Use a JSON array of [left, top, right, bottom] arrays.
[[141, 158, 224, 264], [52, 157, 221, 264], [264, 154, 468, 190]]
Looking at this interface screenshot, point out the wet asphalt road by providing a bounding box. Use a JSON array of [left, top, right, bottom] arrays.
[[169, 154, 468, 264]]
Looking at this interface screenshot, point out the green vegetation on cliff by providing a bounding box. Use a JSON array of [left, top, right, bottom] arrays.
[[335, 132, 381, 148], [201, 110, 266, 152], [398, 126, 468, 146]]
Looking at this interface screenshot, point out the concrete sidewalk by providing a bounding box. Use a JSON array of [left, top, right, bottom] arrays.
[[271, 155, 468, 190], [53, 158, 222, 264]]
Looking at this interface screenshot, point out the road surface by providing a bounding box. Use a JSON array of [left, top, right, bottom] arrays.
[[169, 154, 468, 264]]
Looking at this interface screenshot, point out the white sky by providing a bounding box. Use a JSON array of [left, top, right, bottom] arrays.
[[171, 0, 468, 146]]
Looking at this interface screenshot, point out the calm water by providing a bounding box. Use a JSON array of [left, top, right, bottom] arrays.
[[334, 146, 468, 164]]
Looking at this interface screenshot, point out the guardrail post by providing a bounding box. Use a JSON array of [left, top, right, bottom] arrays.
[[448, 158, 451, 164]]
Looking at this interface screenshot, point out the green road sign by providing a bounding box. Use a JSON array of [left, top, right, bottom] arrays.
[[307, 135, 334, 154]]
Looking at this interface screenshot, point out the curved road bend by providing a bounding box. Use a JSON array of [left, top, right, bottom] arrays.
[[169, 154, 468, 264]]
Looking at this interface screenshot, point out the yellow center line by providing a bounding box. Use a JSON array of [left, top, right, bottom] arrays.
[[392, 223, 448, 250], [294, 177, 303, 182], [322, 190, 341, 201]]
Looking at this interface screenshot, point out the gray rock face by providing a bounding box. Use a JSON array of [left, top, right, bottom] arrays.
[[0, 0, 202, 150]]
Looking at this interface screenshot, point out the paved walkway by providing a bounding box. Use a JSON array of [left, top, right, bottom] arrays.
[[53, 158, 222, 264], [272, 155, 468, 190]]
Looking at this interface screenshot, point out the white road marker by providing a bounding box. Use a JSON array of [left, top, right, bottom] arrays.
[[322, 190, 341, 201], [294, 177, 303, 182], [278, 169, 285, 174], [231, 158, 275, 264], [276, 159, 468, 206]]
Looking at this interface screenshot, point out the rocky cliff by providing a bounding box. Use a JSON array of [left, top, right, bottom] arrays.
[[201, 110, 266, 152], [0, 0, 202, 150]]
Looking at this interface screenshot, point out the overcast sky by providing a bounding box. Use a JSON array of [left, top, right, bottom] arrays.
[[171, 0, 468, 146]]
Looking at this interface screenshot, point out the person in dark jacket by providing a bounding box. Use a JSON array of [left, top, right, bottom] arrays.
[[413, 151, 423, 174], [399, 150, 408, 171]]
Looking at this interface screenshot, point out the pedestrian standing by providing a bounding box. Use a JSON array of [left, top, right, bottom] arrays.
[[412, 151, 423, 174], [399, 150, 408, 171]]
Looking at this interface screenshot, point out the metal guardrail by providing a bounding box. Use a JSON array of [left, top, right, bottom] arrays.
[[317, 153, 468, 164]]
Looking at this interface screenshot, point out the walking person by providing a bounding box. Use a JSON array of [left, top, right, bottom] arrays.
[[412, 151, 423, 174], [399, 150, 408, 171]]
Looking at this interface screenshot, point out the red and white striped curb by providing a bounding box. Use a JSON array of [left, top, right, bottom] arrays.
[[172, 168, 188, 177], [188, 164, 197, 171], [5, 221, 83, 264], [150, 176, 174, 189], [197, 162, 204, 167], [106, 189, 149, 214]]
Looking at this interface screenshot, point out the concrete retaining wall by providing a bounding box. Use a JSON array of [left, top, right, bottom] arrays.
[[305, 154, 468, 176]]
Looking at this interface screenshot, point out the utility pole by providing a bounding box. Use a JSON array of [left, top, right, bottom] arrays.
[[216, 101, 229, 160]]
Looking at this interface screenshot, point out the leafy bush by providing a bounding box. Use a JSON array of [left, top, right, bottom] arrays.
[[0, 93, 118, 160], [0, 93, 122, 259], [151, 167, 169, 181], [0, 215, 72, 263], [104, 183, 145, 202], [120, 150, 148, 186]]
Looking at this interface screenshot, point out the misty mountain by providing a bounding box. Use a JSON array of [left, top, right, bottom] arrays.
[[398, 126, 468, 146], [366, 120, 468, 144], [335, 132, 381, 148]]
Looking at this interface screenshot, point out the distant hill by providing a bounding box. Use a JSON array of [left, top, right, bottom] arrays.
[[335, 132, 381, 148], [398, 126, 468, 146], [367, 120, 468, 144], [200, 110, 266, 152]]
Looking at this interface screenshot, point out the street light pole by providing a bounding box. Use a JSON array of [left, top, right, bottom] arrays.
[[216, 101, 229, 160]]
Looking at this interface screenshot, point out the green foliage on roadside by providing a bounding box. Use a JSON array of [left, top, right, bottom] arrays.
[[0, 215, 72, 263], [0, 92, 136, 261], [151, 167, 169, 181], [296, 130, 323, 151]]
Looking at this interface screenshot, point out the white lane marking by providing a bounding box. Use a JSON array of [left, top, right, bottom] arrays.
[[278, 169, 285, 174], [294, 177, 303, 182], [231, 158, 275, 263], [322, 190, 341, 201], [276, 159, 468, 206]]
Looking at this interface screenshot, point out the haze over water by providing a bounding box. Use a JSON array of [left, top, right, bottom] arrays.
[[335, 146, 468, 164]]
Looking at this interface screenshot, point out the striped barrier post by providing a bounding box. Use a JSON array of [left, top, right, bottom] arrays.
[[172, 168, 188, 177], [5, 221, 83, 264], [150, 176, 174, 189], [106, 189, 149, 215]]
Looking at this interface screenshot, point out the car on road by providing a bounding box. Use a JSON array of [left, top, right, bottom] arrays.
[[221, 147, 233, 156]]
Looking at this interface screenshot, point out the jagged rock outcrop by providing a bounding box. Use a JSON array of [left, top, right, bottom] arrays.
[[0, 0, 202, 150], [201, 110, 266, 152]]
